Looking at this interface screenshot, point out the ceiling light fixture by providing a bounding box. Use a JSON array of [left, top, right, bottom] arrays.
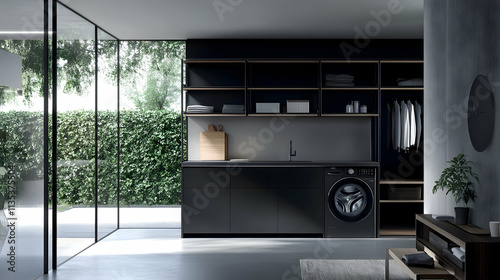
[[0, 31, 53, 35]]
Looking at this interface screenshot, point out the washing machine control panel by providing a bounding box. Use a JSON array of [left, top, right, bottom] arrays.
[[357, 168, 375, 176]]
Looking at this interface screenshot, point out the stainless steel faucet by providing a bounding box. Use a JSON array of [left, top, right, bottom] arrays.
[[289, 140, 297, 161]]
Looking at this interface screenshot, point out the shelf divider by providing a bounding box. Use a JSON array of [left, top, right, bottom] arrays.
[[380, 200, 424, 203], [184, 87, 245, 91], [321, 113, 379, 117], [322, 87, 379, 91], [248, 87, 319, 91], [184, 113, 246, 117], [247, 113, 318, 117], [381, 87, 424, 91], [380, 180, 424, 185]]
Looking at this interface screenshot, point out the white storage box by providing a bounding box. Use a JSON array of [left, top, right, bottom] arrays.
[[256, 103, 280, 113], [286, 100, 309, 113]]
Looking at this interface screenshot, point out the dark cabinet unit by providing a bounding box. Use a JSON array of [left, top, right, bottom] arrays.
[[183, 187, 231, 233], [231, 168, 277, 188], [182, 167, 324, 237], [277, 168, 323, 188], [183, 167, 230, 188], [182, 168, 231, 234], [231, 168, 278, 233], [231, 187, 279, 233], [278, 168, 323, 233], [278, 188, 323, 233]]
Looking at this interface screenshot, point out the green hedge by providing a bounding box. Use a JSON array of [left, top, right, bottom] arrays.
[[0, 110, 182, 206]]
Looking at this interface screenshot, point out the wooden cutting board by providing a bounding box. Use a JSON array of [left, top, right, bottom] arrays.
[[200, 131, 227, 160]]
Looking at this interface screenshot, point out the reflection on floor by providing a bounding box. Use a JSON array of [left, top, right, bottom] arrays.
[[56, 206, 181, 265], [38, 229, 414, 280]]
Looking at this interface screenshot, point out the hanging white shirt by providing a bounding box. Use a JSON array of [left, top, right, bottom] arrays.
[[393, 100, 401, 151], [408, 100, 417, 147], [400, 101, 409, 151], [415, 101, 422, 150]]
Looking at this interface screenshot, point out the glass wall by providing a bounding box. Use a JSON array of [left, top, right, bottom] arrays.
[[2, 0, 181, 275], [119, 41, 184, 228], [53, 2, 120, 266], [97, 29, 118, 240], [0, 0, 46, 279], [56, 4, 96, 265]]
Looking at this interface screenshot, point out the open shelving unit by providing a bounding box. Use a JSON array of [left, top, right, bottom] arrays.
[[182, 59, 388, 117], [183, 59, 246, 116]]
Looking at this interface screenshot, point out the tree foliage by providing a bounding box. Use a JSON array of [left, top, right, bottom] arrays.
[[120, 41, 185, 111], [0, 39, 185, 110]]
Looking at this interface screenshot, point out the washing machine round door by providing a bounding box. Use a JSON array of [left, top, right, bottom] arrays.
[[328, 178, 373, 222]]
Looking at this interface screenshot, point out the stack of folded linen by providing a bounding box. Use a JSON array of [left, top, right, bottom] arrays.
[[222, 104, 245, 114], [397, 78, 423, 87], [402, 252, 434, 268], [451, 247, 466, 262], [325, 74, 355, 87], [186, 105, 214, 113]]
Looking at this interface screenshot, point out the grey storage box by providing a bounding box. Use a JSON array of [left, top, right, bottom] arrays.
[[286, 100, 309, 113], [256, 103, 280, 113]]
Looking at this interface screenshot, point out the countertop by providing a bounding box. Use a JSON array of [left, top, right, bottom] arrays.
[[181, 160, 380, 168]]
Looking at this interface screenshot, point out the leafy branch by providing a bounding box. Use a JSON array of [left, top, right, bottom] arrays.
[[432, 153, 479, 206]]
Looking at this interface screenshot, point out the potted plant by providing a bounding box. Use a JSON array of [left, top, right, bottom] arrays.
[[432, 153, 479, 225]]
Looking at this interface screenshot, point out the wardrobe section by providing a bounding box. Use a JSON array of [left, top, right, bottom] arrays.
[[379, 61, 424, 236]]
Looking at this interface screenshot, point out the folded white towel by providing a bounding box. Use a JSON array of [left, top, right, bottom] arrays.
[[451, 247, 465, 262], [397, 78, 423, 87], [325, 74, 354, 81]]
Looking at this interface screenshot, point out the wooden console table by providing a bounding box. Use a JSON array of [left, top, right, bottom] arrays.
[[385, 248, 454, 280], [415, 214, 500, 280]]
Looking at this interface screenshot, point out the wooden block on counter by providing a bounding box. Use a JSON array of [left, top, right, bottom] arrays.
[[200, 131, 227, 160]]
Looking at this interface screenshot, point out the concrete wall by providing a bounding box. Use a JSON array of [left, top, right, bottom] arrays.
[[188, 117, 372, 162], [424, 0, 500, 228]]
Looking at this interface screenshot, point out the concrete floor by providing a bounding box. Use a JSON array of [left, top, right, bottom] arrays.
[[38, 229, 415, 280], [56, 206, 182, 265]]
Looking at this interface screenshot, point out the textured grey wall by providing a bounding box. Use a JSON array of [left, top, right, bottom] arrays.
[[424, 0, 500, 228], [188, 117, 372, 162]]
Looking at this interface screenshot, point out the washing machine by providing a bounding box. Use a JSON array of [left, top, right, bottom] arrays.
[[325, 167, 376, 237]]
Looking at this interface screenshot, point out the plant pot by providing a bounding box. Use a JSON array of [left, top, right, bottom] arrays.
[[455, 207, 470, 225]]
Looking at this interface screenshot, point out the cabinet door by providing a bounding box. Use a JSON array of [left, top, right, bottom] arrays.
[[278, 168, 323, 188], [183, 168, 230, 189], [231, 168, 278, 188], [231, 188, 278, 233], [182, 187, 230, 233], [278, 188, 324, 233]]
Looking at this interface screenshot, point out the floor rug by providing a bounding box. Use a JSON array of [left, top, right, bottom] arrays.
[[300, 259, 412, 280]]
